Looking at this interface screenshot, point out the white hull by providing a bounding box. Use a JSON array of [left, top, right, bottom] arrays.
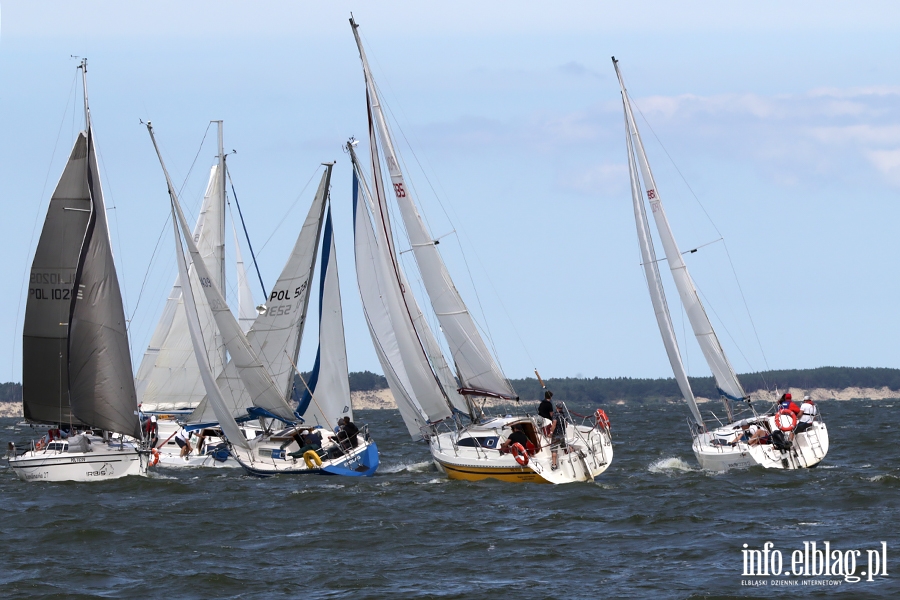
[[151, 420, 244, 469], [8, 440, 146, 482], [430, 415, 613, 485], [155, 452, 239, 469], [695, 417, 829, 471]]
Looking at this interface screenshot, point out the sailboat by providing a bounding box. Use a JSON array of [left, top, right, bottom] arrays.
[[146, 123, 379, 477], [136, 121, 259, 468], [614, 57, 829, 470], [348, 17, 613, 484], [7, 60, 147, 482]]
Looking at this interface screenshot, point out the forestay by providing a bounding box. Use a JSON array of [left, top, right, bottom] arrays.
[[350, 18, 515, 401], [615, 60, 746, 404]]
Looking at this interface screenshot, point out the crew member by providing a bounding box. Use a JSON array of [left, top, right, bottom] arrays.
[[791, 396, 818, 440]]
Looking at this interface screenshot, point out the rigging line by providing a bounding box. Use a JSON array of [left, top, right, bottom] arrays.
[[225, 164, 267, 299], [629, 95, 770, 376], [128, 213, 171, 323], [11, 70, 79, 379], [256, 165, 322, 256], [178, 121, 213, 198]]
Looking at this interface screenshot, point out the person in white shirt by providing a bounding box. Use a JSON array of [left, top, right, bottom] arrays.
[[730, 423, 768, 446], [791, 396, 818, 440], [175, 427, 193, 458]]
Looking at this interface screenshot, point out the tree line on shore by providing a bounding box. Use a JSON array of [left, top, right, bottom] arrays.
[[326, 366, 900, 404], [2, 367, 897, 405]]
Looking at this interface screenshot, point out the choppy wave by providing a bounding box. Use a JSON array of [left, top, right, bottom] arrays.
[[648, 456, 698, 473]]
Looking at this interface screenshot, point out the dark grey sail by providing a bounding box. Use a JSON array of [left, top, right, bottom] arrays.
[[66, 128, 141, 438], [22, 133, 92, 425]]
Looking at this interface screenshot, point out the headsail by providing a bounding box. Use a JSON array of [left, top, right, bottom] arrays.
[[614, 58, 746, 406], [350, 17, 516, 401], [188, 165, 330, 424], [234, 224, 256, 334], [67, 91, 140, 438], [134, 161, 226, 412], [351, 156, 437, 436], [298, 205, 352, 428]]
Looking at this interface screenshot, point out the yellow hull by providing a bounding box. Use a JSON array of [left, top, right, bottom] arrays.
[[435, 458, 550, 484]]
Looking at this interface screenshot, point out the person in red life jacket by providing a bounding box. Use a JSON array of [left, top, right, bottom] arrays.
[[144, 415, 159, 448], [773, 393, 801, 416]]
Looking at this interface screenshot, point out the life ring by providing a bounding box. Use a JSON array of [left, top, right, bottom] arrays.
[[510, 442, 529, 466], [594, 409, 611, 430], [303, 450, 323, 469], [148, 448, 160, 467], [775, 409, 797, 432], [34, 439, 44, 451]]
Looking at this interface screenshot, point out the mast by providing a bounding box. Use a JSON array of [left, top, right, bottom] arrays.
[[614, 57, 745, 421], [214, 121, 227, 373]]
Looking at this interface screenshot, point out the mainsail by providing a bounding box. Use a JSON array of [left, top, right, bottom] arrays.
[[615, 57, 746, 411], [350, 17, 515, 402], [22, 133, 92, 426], [297, 206, 352, 428]]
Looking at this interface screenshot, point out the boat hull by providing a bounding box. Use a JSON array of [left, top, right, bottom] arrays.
[[430, 415, 613, 485], [232, 438, 379, 478], [8, 443, 146, 482], [695, 418, 829, 471]]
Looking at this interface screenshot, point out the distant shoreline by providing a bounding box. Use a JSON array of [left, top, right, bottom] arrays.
[[2, 386, 896, 419]]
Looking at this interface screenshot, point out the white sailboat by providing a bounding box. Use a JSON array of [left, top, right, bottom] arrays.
[[614, 57, 829, 471], [147, 123, 378, 477], [137, 121, 259, 468], [8, 60, 147, 482], [348, 17, 613, 484]]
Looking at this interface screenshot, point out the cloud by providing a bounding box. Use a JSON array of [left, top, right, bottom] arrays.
[[867, 150, 900, 185], [558, 162, 629, 195]]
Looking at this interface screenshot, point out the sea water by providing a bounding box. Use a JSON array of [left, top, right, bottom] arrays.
[[1, 399, 897, 599]]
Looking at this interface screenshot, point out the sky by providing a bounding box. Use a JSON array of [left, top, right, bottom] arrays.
[[2, 1, 900, 385]]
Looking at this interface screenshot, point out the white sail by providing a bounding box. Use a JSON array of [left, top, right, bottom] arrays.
[[233, 224, 256, 334], [147, 124, 297, 423], [135, 161, 226, 412], [189, 165, 330, 424], [170, 195, 250, 449], [350, 19, 515, 401], [615, 60, 746, 403], [623, 108, 704, 427], [297, 207, 352, 428], [351, 161, 437, 436]]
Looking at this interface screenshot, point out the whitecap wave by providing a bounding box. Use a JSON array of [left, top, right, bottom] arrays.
[[380, 460, 433, 474], [649, 457, 698, 474]]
